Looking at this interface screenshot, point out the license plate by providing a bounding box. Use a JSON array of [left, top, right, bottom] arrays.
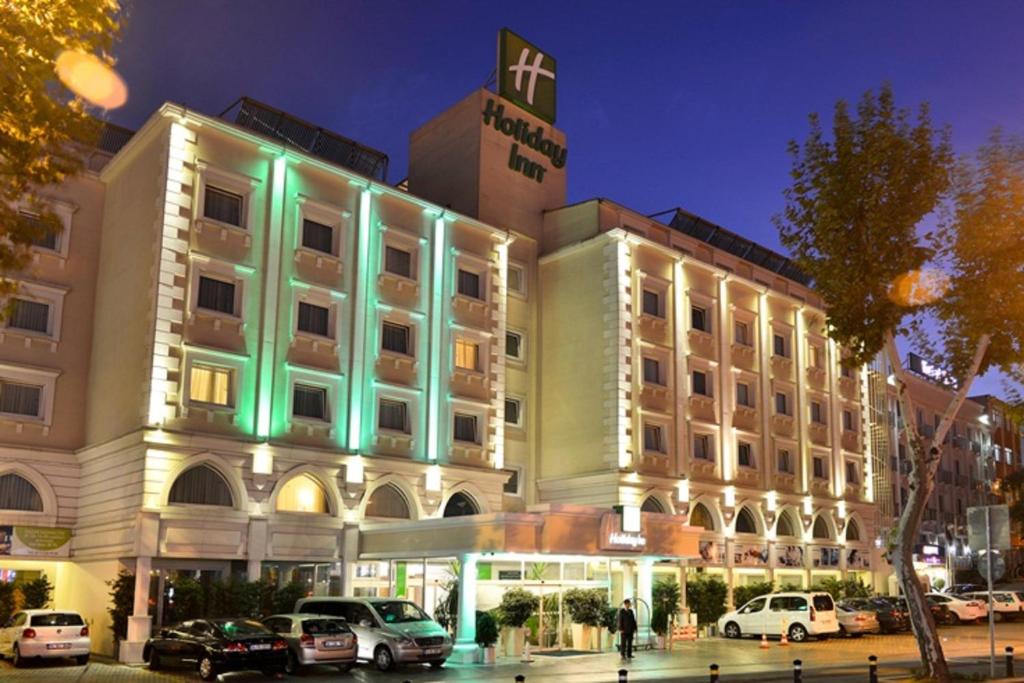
[[250, 643, 271, 651], [47, 643, 71, 649], [424, 647, 441, 655], [324, 640, 342, 648]]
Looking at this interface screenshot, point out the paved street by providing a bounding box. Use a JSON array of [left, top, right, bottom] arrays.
[[4, 621, 1024, 682]]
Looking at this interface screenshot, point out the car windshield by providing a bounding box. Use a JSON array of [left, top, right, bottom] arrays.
[[302, 619, 350, 635], [212, 619, 272, 636], [374, 601, 430, 624], [30, 613, 83, 626], [837, 605, 854, 613]]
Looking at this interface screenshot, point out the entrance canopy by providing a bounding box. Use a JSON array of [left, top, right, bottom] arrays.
[[359, 503, 701, 560]]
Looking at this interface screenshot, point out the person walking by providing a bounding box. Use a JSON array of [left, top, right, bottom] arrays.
[[617, 598, 637, 660]]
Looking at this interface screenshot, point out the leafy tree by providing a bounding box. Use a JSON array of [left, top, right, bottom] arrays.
[[685, 575, 727, 625], [1, 1, 122, 297], [776, 84, 1024, 680], [0, 581, 17, 626], [812, 577, 871, 601], [19, 575, 53, 609], [733, 581, 774, 608], [271, 581, 307, 615], [106, 570, 134, 641], [167, 575, 204, 623], [562, 588, 607, 627], [651, 577, 682, 636], [496, 587, 539, 628]]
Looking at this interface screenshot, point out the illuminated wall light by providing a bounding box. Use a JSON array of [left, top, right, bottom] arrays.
[[425, 465, 442, 492], [492, 240, 509, 471], [622, 505, 642, 533], [837, 500, 847, 519], [252, 445, 273, 475], [723, 485, 736, 509], [346, 457, 364, 484], [616, 238, 633, 470], [803, 497, 814, 516], [677, 479, 690, 503], [346, 188, 374, 451], [425, 215, 447, 462], [766, 490, 778, 512]]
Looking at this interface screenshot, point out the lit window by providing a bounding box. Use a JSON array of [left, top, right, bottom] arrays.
[[453, 413, 478, 443], [297, 302, 330, 337], [382, 322, 411, 355], [455, 339, 480, 371], [643, 423, 665, 453], [691, 305, 709, 333], [738, 442, 754, 468], [506, 331, 523, 360], [301, 219, 334, 254], [692, 370, 709, 396], [505, 397, 522, 427], [385, 246, 413, 279], [734, 321, 750, 346], [693, 434, 712, 460], [457, 269, 482, 299], [507, 263, 526, 296], [8, 299, 50, 335], [293, 384, 327, 421], [0, 381, 41, 418], [736, 382, 752, 407], [378, 399, 408, 433], [642, 290, 661, 317], [643, 357, 662, 385], [203, 185, 243, 227], [189, 365, 231, 407], [277, 474, 329, 513], [197, 276, 236, 315]]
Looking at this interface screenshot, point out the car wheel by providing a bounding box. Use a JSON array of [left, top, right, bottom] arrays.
[[284, 649, 299, 675], [374, 645, 394, 672], [948, 612, 961, 625], [76, 654, 90, 665], [429, 659, 446, 668], [11, 644, 23, 668], [838, 625, 847, 637], [147, 648, 160, 670], [336, 662, 354, 672], [723, 621, 741, 639], [788, 623, 808, 643], [198, 654, 217, 681]]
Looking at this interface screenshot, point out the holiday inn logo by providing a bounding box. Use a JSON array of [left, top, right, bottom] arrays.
[[498, 28, 556, 123]]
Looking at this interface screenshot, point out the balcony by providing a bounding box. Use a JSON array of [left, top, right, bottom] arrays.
[[450, 441, 490, 468], [688, 393, 716, 422], [687, 329, 716, 360], [193, 217, 252, 260], [450, 366, 488, 400], [378, 271, 420, 306], [689, 454, 717, 479], [373, 431, 414, 457], [732, 404, 759, 431], [637, 313, 668, 338], [774, 470, 797, 493], [451, 294, 490, 329], [730, 342, 756, 370], [294, 247, 343, 289], [639, 382, 671, 408], [771, 413, 795, 438], [806, 365, 827, 387], [810, 477, 831, 496], [375, 351, 418, 386], [809, 422, 829, 446], [838, 375, 859, 399], [771, 354, 794, 380], [841, 430, 861, 452]]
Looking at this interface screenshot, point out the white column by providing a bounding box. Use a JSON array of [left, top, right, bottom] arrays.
[[120, 556, 152, 663], [621, 560, 635, 603], [339, 525, 359, 597], [636, 558, 654, 640], [452, 553, 478, 663]]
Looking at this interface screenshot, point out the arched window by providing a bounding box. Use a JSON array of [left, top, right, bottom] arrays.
[[168, 464, 233, 507], [641, 496, 665, 514], [276, 474, 329, 514], [443, 492, 478, 517], [812, 515, 831, 540], [0, 473, 43, 511], [690, 502, 715, 531], [735, 506, 758, 534], [776, 510, 798, 538], [365, 484, 410, 519], [846, 518, 861, 541]]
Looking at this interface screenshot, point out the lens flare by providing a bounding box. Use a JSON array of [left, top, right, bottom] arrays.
[[888, 268, 949, 307], [55, 50, 127, 109]]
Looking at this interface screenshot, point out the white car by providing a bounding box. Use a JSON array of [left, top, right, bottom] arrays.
[[926, 593, 986, 623], [718, 592, 840, 642], [0, 609, 91, 667], [962, 591, 1023, 621]]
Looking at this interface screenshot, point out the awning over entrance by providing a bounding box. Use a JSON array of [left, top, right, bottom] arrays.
[[358, 503, 701, 560]]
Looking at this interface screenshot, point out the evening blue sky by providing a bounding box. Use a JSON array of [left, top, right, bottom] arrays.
[[109, 0, 1023, 394]]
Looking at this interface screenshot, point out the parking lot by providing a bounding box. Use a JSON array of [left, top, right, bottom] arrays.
[[3, 620, 1024, 683]]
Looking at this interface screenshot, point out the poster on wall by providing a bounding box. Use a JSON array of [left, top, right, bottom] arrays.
[[813, 547, 840, 568], [847, 548, 871, 569], [699, 541, 726, 564], [734, 544, 768, 566], [777, 545, 804, 568], [0, 526, 72, 558]]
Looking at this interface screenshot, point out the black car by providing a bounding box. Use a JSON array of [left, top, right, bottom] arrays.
[[877, 596, 953, 625], [143, 618, 288, 681], [841, 597, 910, 633]]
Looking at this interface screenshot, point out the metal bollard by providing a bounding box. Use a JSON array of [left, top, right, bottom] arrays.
[[618, 669, 628, 683], [868, 655, 878, 683], [515, 676, 526, 683], [793, 658, 802, 683], [709, 663, 720, 682], [1007, 646, 1015, 678]]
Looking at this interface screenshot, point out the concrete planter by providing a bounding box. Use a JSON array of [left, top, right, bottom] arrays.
[[501, 626, 525, 657], [481, 646, 497, 664], [570, 623, 595, 650]]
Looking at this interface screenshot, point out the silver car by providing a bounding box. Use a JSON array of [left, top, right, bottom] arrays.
[[0, 610, 91, 667], [294, 597, 452, 671], [836, 604, 880, 636], [261, 613, 357, 674]]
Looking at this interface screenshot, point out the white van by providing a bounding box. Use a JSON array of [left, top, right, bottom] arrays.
[[718, 592, 840, 642]]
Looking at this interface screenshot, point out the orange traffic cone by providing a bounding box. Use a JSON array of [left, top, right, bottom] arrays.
[[779, 620, 789, 647], [760, 633, 769, 649]]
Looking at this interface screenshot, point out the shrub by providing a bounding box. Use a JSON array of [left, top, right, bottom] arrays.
[[685, 575, 728, 625], [0, 581, 17, 626], [497, 587, 539, 628], [19, 575, 52, 609], [602, 606, 618, 633], [733, 581, 775, 608], [272, 581, 307, 615], [106, 571, 135, 641], [475, 610, 499, 648], [652, 577, 682, 636], [812, 577, 871, 601], [563, 588, 607, 627], [207, 578, 262, 618], [167, 575, 204, 623]]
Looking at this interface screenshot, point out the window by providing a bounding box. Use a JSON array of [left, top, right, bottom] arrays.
[[384, 246, 412, 279], [505, 397, 522, 427], [507, 263, 526, 296], [293, 384, 327, 421], [643, 423, 665, 453], [169, 464, 233, 507], [841, 363, 852, 379], [20, 211, 59, 251], [737, 442, 754, 468], [641, 496, 665, 513], [773, 333, 788, 357], [690, 502, 715, 530], [381, 322, 411, 355], [643, 357, 662, 385], [457, 269, 482, 299], [776, 511, 797, 537], [642, 289, 661, 317], [736, 507, 757, 534], [503, 468, 521, 495], [378, 399, 408, 433], [189, 365, 232, 407], [736, 382, 752, 407], [453, 413, 479, 443], [443, 492, 479, 517], [691, 305, 709, 333], [297, 302, 330, 337], [813, 456, 827, 479], [454, 339, 480, 371], [846, 461, 860, 485], [197, 276, 236, 315], [771, 596, 808, 612], [843, 409, 856, 432], [734, 320, 750, 346], [810, 401, 825, 424], [276, 474, 329, 513], [778, 449, 793, 474], [8, 299, 49, 334], [775, 392, 790, 416], [301, 219, 334, 254], [0, 382, 41, 417], [812, 516, 831, 540], [692, 370, 709, 396], [506, 331, 523, 361], [0, 473, 43, 511], [203, 185, 243, 227], [693, 434, 712, 460], [365, 484, 410, 519], [739, 597, 767, 614], [809, 344, 823, 368]]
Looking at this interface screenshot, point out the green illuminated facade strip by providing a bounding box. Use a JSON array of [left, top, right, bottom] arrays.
[[347, 188, 373, 451], [255, 156, 288, 438], [425, 216, 447, 461]]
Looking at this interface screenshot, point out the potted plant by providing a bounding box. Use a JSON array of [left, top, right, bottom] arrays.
[[601, 605, 618, 651], [563, 588, 605, 650], [685, 574, 727, 637], [106, 570, 135, 660], [496, 587, 538, 656], [652, 577, 682, 648], [476, 610, 499, 664]]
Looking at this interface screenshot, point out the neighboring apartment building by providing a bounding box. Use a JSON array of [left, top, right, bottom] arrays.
[[969, 394, 1023, 547]]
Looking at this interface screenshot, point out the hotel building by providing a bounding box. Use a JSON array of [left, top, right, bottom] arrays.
[[0, 33, 944, 660]]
